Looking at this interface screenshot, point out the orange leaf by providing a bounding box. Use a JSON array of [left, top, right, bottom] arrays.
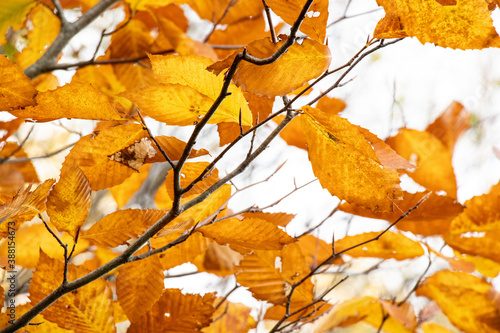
[[72, 64, 126, 96], [154, 232, 210, 270], [10, 82, 125, 121], [447, 230, 500, 265], [240, 211, 295, 228], [165, 162, 219, 201], [116, 253, 164, 322], [301, 106, 402, 211], [109, 19, 155, 90], [209, 38, 331, 97], [0, 55, 37, 110], [61, 123, 149, 190], [341, 191, 463, 236], [202, 300, 256, 333], [276, 114, 307, 149], [46, 164, 91, 238], [0, 179, 54, 236], [193, 242, 243, 277], [199, 217, 296, 251], [30, 250, 115, 333], [109, 164, 152, 208], [335, 231, 424, 260], [265, 0, 329, 42], [422, 323, 456, 333], [426, 101, 470, 152], [375, 0, 500, 49], [187, 0, 263, 25], [416, 270, 500, 332], [0, 142, 39, 196], [450, 181, 500, 234], [14, 4, 60, 69], [453, 251, 500, 278], [128, 289, 216, 333], [316, 96, 347, 116], [82, 209, 165, 247], [386, 128, 457, 198]]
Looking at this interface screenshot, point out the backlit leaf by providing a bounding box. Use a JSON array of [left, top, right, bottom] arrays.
[[199, 217, 296, 251], [187, 0, 263, 25], [30, 250, 115, 333], [265, 0, 329, 42], [14, 4, 60, 69], [316, 96, 346, 116], [116, 253, 164, 322], [448, 230, 500, 265], [209, 38, 331, 97], [426, 101, 470, 152], [193, 242, 243, 277], [202, 300, 256, 333], [0, 0, 36, 45], [10, 82, 125, 121], [61, 123, 149, 190], [386, 128, 457, 198], [416, 270, 500, 332], [301, 106, 402, 211], [0, 142, 39, 196], [341, 191, 463, 236], [335, 231, 424, 260], [46, 164, 91, 238], [153, 232, 210, 270], [82, 209, 165, 247], [375, 0, 500, 49], [128, 289, 216, 333], [150, 54, 252, 126], [0, 55, 37, 110]]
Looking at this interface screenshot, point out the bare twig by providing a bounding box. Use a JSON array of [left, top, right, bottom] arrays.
[[203, 0, 239, 42], [0, 126, 34, 165], [262, 0, 278, 43], [1, 143, 75, 164]]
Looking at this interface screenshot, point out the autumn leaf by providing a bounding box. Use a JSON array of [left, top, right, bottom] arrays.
[[0, 179, 54, 236], [128, 288, 216, 333], [153, 232, 210, 270], [10, 82, 126, 121], [0, 0, 36, 45], [0, 142, 40, 196], [202, 300, 256, 333], [199, 217, 296, 251], [150, 54, 253, 126], [30, 250, 115, 333], [193, 241, 243, 277], [335, 231, 424, 260], [0, 55, 37, 110], [116, 252, 164, 322], [265, 0, 329, 42], [82, 209, 165, 247], [208, 37, 331, 97], [426, 101, 470, 152], [46, 164, 91, 238], [301, 106, 402, 211], [416, 270, 500, 332], [375, 0, 500, 49], [340, 191, 463, 236], [187, 0, 263, 25], [316, 96, 347, 116], [14, 4, 60, 69], [386, 128, 457, 199]]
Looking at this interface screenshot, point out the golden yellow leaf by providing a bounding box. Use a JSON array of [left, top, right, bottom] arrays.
[[116, 253, 164, 323], [0, 0, 36, 44], [335, 231, 424, 260], [0, 55, 37, 110], [447, 230, 500, 265], [416, 270, 500, 332], [154, 232, 210, 270], [187, 0, 263, 25], [316, 296, 414, 333], [10, 82, 125, 121], [46, 164, 91, 238], [265, 0, 329, 42], [0, 303, 75, 333], [165, 162, 219, 201], [202, 300, 256, 333], [0, 179, 54, 236], [150, 54, 252, 126], [30, 250, 115, 333], [453, 251, 500, 278], [82, 209, 165, 247], [72, 64, 126, 96], [32, 73, 60, 92], [109, 164, 151, 208], [109, 19, 155, 90], [125, 0, 175, 10], [275, 114, 307, 149], [301, 106, 402, 211], [14, 4, 60, 69], [375, 0, 500, 49], [0, 142, 39, 196], [199, 217, 296, 251], [128, 289, 216, 332], [125, 83, 239, 126], [0, 223, 89, 268], [193, 242, 243, 277], [386, 128, 457, 198], [61, 123, 149, 190], [340, 191, 463, 236], [426, 101, 470, 152], [209, 38, 331, 97], [450, 181, 500, 234], [235, 250, 287, 304], [241, 211, 295, 228], [373, 13, 408, 39]]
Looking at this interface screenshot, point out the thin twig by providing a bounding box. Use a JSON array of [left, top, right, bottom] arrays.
[[203, 0, 239, 42], [296, 203, 340, 238], [262, 0, 278, 43], [1, 143, 75, 164], [0, 126, 34, 165], [215, 284, 240, 310]]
